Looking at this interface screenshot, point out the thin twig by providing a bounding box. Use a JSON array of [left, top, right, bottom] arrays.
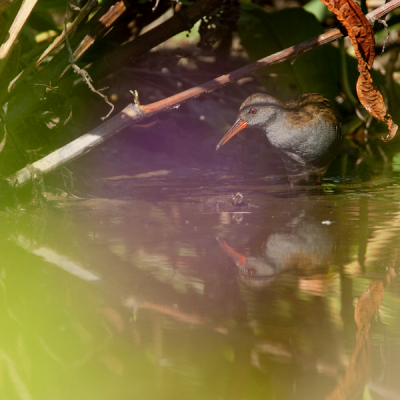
[[152, 0, 160, 12], [64, 1, 114, 120], [0, 0, 38, 77], [378, 18, 390, 54], [36, 0, 98, 66]]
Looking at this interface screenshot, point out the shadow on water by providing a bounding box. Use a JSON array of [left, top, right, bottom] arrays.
[[1, 165, 400, 399]]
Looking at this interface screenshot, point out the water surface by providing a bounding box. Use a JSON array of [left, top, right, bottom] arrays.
[[2, 171, 400, 400]]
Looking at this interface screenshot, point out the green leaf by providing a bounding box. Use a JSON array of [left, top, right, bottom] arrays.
[[238, 2, 340, 103], [303, 0, 332, 22]]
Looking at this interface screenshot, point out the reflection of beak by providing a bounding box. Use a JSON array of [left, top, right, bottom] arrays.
[[217, 238, 246, 265], [216, 120, 247, 150]]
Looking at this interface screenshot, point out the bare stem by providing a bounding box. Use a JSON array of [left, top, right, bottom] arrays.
[[0, 0, 38, 76]]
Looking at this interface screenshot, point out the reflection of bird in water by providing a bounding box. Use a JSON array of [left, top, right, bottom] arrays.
[[217, 219, 337, 290], [216, 93, 342, 185]]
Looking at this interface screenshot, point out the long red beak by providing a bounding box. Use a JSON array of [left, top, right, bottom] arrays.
[[216, 120, 247, 150]]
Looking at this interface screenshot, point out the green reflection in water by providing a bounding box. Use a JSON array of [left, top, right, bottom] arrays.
[[0, 174, 400, 400]]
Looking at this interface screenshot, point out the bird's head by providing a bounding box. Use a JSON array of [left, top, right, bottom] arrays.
[[216, 93, 281, 150]]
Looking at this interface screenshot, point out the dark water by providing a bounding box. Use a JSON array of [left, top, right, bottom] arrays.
[[2, 167, 400, 400]]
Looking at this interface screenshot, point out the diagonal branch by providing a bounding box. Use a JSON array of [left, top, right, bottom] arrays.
[[0, 0, 38, 77]]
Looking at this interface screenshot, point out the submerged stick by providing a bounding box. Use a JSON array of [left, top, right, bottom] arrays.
[[10, 105, 144, 187], [8, 0, 400, 188]]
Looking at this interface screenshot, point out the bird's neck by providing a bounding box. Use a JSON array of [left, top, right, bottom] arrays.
[[260, 108, 292, 145]]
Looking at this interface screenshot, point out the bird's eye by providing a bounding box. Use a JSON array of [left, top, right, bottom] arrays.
[[249, 108, 257, 115]]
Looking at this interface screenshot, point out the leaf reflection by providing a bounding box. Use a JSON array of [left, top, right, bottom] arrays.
[[326, 270, 395, 400]]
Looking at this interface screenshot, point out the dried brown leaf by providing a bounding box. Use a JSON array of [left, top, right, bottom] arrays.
[[356, 70, 398, 141], [320, 0, 398, 140], [320, 0, 375, 67]]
